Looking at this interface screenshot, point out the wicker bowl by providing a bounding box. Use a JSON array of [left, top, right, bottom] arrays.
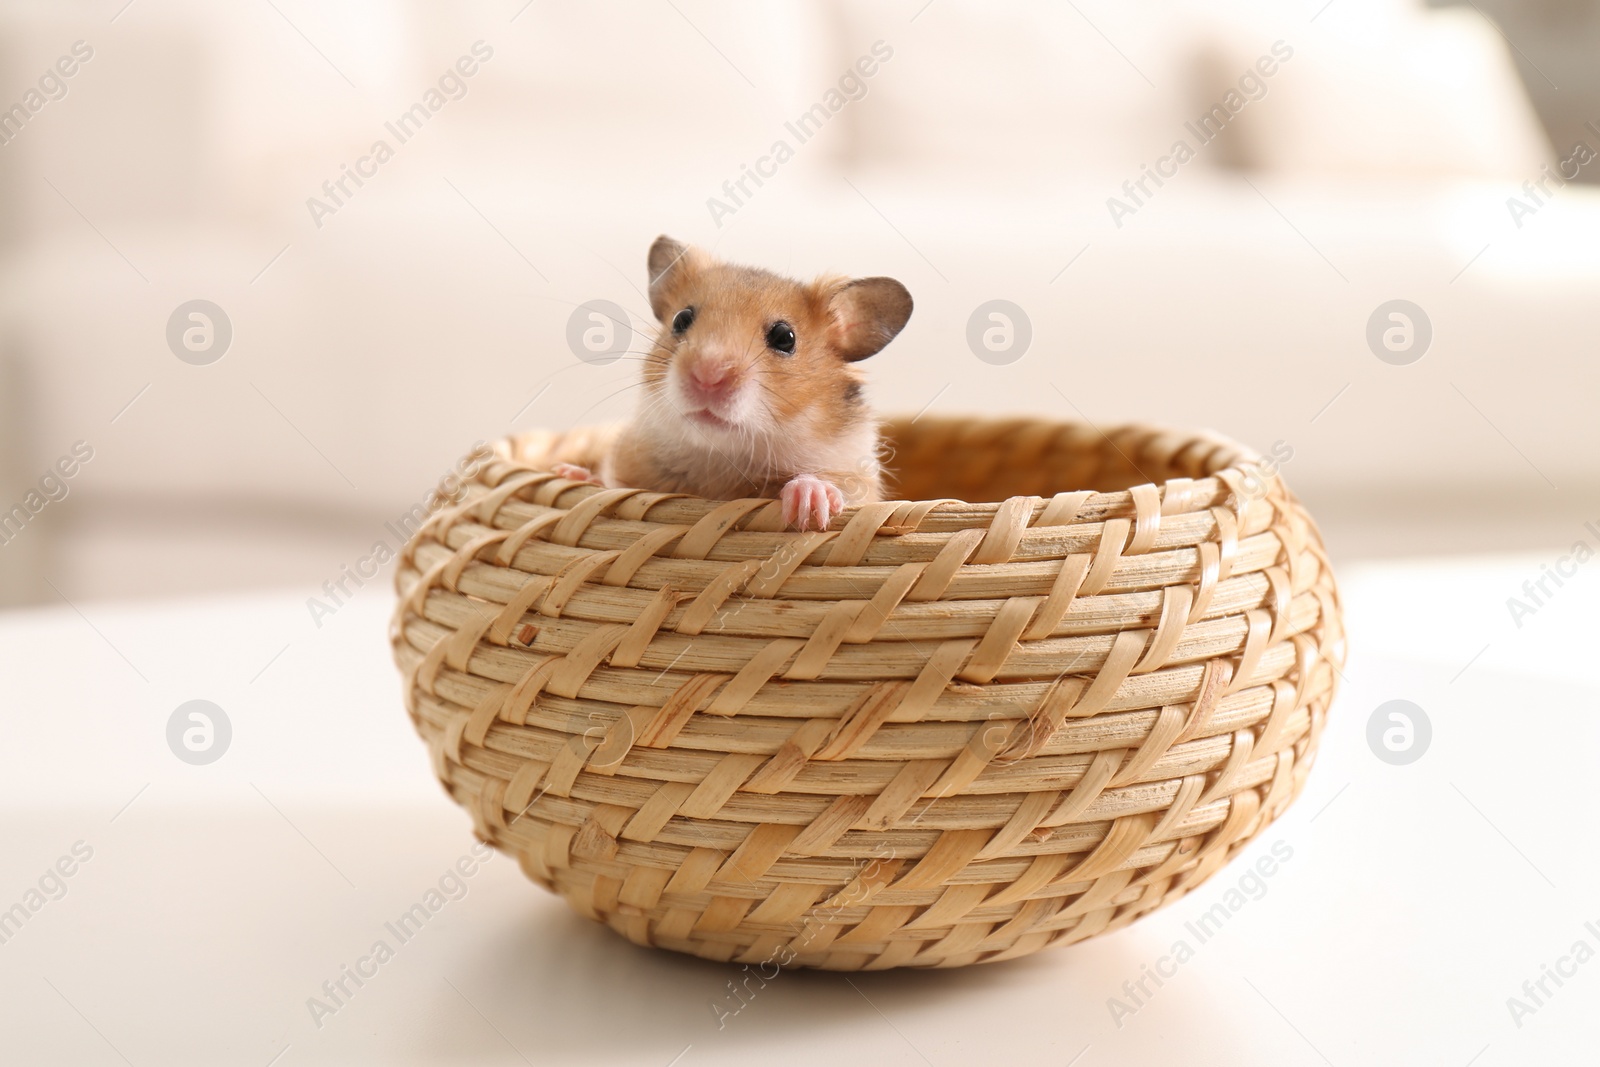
[[389, 415, 1343, 970]]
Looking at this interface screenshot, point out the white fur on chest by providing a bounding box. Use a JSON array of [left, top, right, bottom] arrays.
[[612, 404, 879, 500]]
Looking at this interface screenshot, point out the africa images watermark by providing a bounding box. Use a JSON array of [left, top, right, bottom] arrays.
[[1505, 121, 1600, 229], [305, 441, 493, 628], [0, 440, 95, 548], [1106, 40, 1294, 228], [706, 717, 1034, 1029], [306, 41, 494, 229], [1106, 839, 1295, 1028], [0, 840, 95, 947], [1504, 520, 1600, 629], [1505, 916, 1600, 1029], [706, 40, 894, 228], [1236, 439, 1293, 503], [304, 840, 496, 1029], [707, 841, 899, 1029], [0, 40, 94, 148]]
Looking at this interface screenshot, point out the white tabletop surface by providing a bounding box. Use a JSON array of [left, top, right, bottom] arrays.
[[1, 553, 1596, 1066]]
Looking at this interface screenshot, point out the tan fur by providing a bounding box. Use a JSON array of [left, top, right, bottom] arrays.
[[588, 237, 911, 530]]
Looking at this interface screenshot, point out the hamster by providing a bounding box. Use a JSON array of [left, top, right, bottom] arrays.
[[553, 236, 913, 531]]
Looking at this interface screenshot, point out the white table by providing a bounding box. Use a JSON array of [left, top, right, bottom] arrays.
[[2, 555, 1594, 1065]]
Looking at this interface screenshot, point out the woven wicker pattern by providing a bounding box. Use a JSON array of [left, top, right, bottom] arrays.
[[389, 415, 1344, 970]]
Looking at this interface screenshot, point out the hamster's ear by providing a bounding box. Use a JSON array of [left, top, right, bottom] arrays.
[[648, 235, 701, 322], [827, 277, 913, 362]]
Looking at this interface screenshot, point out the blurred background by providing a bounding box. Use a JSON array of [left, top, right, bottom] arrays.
[[0, 0, 1595, 606], [5, 4, 1600, 1063]]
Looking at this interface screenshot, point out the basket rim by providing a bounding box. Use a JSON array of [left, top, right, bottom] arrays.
[[492, 412, 1272, 533]]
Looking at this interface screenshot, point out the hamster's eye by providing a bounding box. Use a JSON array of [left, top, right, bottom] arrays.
[[671, 307, 695, 334], [765, 321, 796, 355]]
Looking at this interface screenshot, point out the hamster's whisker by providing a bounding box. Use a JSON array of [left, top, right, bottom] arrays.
[[748, 376, 787, 417], [567, 379, 653, 424]]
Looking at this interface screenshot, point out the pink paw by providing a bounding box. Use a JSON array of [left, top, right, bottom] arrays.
[[551, 462, 603, 485], [781, 474, 844, 532]]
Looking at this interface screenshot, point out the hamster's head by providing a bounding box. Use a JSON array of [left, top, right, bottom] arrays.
[[641, 235, 912, 441]]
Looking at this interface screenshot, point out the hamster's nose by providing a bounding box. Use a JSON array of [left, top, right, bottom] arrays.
[[686, 360, 736, 404]]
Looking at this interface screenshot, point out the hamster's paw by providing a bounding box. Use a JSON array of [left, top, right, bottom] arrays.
[[551, 462, 603, 485], [781, 474, 845, 531]]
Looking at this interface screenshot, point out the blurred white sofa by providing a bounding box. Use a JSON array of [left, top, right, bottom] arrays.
[[0, 0, 1593, 605]]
